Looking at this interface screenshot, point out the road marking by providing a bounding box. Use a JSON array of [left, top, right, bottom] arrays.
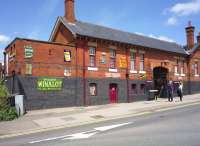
[[94, 122, 132, 131], [63, 132, 98, 140], [29, 122, 133, 144]]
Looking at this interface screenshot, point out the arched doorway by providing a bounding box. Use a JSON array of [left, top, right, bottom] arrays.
[[153, 67, 169, 98]]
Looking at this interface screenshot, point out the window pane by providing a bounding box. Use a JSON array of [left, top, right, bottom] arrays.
[[90, 56, 95, 67], [110, 58, 115, 68], [89, 47, 95, 55], [140, 54, 144, 71], [131, 60, 135, 71]]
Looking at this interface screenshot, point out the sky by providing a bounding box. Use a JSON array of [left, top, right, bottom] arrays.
[[0, 0, 200, 62]]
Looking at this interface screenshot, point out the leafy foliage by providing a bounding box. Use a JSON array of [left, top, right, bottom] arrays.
[[0, 80, 18, 121]]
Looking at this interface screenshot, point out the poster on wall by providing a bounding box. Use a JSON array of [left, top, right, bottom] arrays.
[[24, 45, 33, 58], [64, 50, 71, 62], [119, 57, 127, 68], [37, 78, 63, 91]]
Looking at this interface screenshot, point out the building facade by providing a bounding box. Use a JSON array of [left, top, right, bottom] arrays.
[[3, 0, 200, 110]]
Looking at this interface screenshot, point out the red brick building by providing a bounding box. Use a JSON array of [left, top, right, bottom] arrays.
[[3, 0, 200, 110]]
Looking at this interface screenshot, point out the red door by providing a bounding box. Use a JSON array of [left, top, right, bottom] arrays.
[[109, 84, 118, 103]]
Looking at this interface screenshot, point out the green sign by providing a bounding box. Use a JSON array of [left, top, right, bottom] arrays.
[[37, 78, 63, 91], [25, 45, 33, 58]]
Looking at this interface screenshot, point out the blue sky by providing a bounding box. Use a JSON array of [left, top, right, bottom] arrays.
[[0, 0, 200, 62]]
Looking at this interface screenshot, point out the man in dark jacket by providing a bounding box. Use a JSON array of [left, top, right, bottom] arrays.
[[167, 80, 174, 102]]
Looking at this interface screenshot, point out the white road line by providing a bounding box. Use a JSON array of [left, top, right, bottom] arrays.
[[94, 122, 133, 132], [63, 132, 98, 140], [29, 122, 133, 144]]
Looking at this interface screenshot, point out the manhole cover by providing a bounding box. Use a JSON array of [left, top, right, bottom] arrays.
[[91, 115, 105, 119]]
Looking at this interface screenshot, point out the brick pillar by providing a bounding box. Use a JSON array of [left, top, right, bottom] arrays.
[[185, 21, 195, 50], [64, 0, 76, 23]]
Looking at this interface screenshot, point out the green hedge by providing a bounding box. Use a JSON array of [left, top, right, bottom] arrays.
[[0, 80, 18, 121]]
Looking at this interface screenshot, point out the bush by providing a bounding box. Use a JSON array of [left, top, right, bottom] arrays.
[[0, 80, 18, 121]]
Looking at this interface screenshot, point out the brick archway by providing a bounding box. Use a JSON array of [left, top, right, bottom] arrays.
[[153, 67, 169, 98]]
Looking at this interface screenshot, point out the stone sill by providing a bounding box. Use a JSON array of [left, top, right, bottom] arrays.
[[88, 67, 98, 71]]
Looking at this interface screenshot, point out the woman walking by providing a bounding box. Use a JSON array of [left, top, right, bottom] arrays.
[[177, 81, 183, 101]]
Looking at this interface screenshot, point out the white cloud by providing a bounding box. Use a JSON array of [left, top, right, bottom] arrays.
[[165, 0, 200, 26], [167, 16, 178, 25], [0, 34, 10, 45], [170, 0, 200, 16]]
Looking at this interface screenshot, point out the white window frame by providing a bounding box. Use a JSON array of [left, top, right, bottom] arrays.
[[139, 53, 145, 71], [89, 47, 96, 67], [110, 49, 116, 69]]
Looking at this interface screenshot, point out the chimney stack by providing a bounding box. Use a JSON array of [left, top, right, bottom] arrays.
[[197, 32, 200, 44], [64, 0, 76, 23], [185, 21, 195, 50]]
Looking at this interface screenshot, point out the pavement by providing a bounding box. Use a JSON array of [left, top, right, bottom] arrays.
[[1, 94, 200, 139]]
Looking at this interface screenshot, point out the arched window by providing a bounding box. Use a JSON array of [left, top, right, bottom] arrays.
[[89, 83, 97, 96]]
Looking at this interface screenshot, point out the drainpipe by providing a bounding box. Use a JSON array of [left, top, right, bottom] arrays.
[[187, 57, 191, 94], [75, 42, 78, 105], [126, 48, 130, 103], [82, 40, 86, 106]]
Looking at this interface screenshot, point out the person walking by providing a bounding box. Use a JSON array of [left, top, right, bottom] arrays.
[[167, 80, 174, 102], [177, 81, 183, 101]]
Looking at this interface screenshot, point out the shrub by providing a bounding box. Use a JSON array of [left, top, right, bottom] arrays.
[[0, 80, 18, 121]]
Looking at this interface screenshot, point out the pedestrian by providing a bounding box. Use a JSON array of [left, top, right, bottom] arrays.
[[167, 80, 174, 102], [177, 81, 183, 101]]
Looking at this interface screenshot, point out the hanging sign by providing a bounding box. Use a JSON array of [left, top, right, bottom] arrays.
[[64, 50, 71, 62], [37, 78, 63, 91], [24, 45, 33, 58], [119, 57, 127, 68]]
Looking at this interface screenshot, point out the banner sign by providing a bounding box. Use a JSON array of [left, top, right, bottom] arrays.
[[37, 78, 63, 91], [64, 50, 71, 62], [25, 45, 33, 58], [119, 57, 127, 68]]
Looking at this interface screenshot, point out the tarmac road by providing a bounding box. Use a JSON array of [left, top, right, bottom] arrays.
[[0, 103, 200, 146]]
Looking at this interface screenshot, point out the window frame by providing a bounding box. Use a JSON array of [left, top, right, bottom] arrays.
[[89, 47, 96, 67], [139, 53, 145, 71], [130, 51, 136, 71], [110, 49, 116, 69]]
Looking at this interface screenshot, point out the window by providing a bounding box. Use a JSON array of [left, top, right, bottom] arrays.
[[194, 62, 198, 75], [175, 59, 179, 74], [89, 83, 97, 96], [110, 49, 116, 69], [139, 54, 144, 71], [89, 47, 96, 67], [130, 52, 136, 71], [140, 84, 145, 94], [180, 60, 184, 74], [101, 54, 106, 64], [25, 64, 32, 75], [131, 84, 137, 94]]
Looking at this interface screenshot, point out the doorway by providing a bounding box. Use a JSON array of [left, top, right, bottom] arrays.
[[109, 84, 118, 103], [153, 67, 169, 98]]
